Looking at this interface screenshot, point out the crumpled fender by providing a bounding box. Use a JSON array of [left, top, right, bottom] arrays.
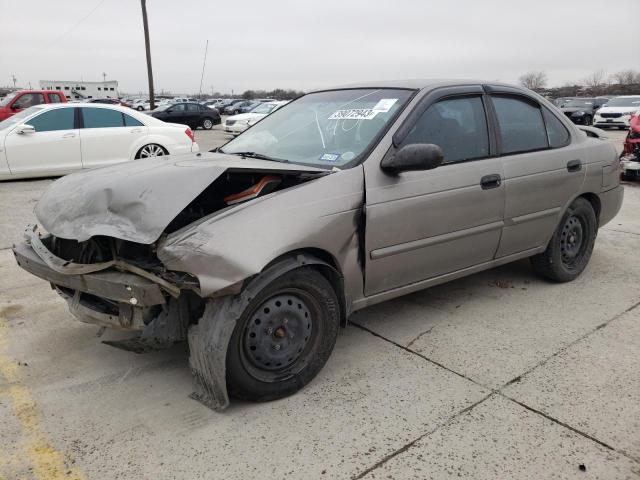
[[188, 254, 340, 411]]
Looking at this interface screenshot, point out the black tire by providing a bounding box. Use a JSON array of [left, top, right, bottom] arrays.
[[583, 115, 592, 126], [202, 117, 214, 130], [619, 126, 627, 130], [530, 197, 597, 282], [226, 267, 340, 402]]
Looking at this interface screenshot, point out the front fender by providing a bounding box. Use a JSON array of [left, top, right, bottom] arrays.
[[157, 166, 364, 302]]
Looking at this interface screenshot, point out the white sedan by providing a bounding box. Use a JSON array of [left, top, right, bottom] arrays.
[[224, 101, 288, 135], [0, 103, 199, 180]]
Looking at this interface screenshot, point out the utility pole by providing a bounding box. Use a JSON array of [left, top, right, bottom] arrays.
[[11, 75, 17, 87], [102, 72, 106, 82], [141, 0, 155, 109], [198, 40, 209, 97]]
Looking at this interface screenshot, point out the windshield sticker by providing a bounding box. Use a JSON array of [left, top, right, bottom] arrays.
[[319, 153, 340, 162], [329, 109, 378, 120], [372, 98, 398, 112]]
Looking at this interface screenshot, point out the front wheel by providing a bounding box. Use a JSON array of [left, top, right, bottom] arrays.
[[135, 143, 167, 159], [583, 115, 592, 126], [530, 197, 597, 282], [202, 117, 214, 130], [226, 267, 339, 402]]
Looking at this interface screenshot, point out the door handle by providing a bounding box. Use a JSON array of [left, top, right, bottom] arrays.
[[62, 133, 76, 138], [567, 159, 582, 172], [480, 174, 501, 190], [130, 128, 143, 133]]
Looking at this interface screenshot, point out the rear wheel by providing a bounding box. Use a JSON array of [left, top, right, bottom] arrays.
[[202, 117, 214, 130], [135, 143, 167, 159], [530, 197, 597, 282], [226, 268, 339, 402], [583, 115, 592, 126]]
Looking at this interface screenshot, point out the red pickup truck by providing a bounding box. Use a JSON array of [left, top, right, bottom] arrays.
[[0, 90, 67, 121]]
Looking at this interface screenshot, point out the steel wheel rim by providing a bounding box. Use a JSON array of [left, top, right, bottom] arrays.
[[560, 214, 585, 267], [139, 144, 164, 158], [241, 291, 316, 381]]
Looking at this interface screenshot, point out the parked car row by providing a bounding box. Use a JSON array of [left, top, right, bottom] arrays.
[[554, 95, 640, 128], [224, 100, 288, 135]]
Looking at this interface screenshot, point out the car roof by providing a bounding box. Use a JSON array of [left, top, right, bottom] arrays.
[[319, 78, 497, 91]]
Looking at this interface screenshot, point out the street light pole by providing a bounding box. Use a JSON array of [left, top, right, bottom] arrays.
[[141, 0, 155, 110]]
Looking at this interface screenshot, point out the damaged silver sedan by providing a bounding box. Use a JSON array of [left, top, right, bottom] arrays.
[[13, 80, 623, 410]]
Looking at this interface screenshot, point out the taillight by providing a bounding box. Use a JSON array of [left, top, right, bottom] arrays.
[[185, 128, 194, 142]]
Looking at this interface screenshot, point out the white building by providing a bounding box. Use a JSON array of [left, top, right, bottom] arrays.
[[38, 80, 119, 101]]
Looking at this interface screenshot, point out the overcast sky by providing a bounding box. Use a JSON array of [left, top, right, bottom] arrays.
[[1, 0, 638, 95]]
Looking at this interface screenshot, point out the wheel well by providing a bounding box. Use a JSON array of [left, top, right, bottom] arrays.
[[135, 143, 168, 159], [579, 193, 601, 225], [267, 248, 348, 326]]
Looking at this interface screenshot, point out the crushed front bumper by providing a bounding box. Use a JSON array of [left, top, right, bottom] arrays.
[[12, 236, 169, 330]]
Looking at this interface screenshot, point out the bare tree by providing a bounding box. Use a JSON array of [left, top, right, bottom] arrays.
[[519, 71, 547, 91], [611, 70, 638, 85], [583, 69, 606, 88]]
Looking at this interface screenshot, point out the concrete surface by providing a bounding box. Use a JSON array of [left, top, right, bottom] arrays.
[[0, 126, 639, 480]]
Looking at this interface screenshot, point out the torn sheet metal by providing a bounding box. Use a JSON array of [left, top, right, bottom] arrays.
[[35, 152, 324, 244]]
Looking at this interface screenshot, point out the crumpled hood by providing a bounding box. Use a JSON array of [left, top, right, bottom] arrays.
[[35, 152, 324, 244]]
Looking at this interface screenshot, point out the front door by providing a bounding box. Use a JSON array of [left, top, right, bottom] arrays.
[[4, 106, 82, 176], [364, 87, 505, 296]]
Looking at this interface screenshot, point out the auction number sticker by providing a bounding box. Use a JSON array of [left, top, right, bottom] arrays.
[[329, 109, 378, 120], [372, 98, 398, 112]]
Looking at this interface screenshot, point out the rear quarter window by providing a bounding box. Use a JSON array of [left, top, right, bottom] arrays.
[[542, 107, 570, 148]]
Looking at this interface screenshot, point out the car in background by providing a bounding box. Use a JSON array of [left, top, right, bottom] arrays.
[[214, 99, 239, 113], [553, 97, 577, 108], [224, 101, 288, 135], [620, 110, 640, 180], [224, 100, 256, 115], [89, 98, 132, 108], [132, 99, 150, 111], [593, 96, 640, 129], [171, 97, 199, 104], [560, 97, 609, 125], [0, 90, 67, 121], [149, 102, 221, 130], [0, 103, 198, 180], [237, 101, 261, 114]]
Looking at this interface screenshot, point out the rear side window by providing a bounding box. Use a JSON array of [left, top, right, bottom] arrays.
[[542, 108, 570, 148], [492, 96, 548, 154], [13, 93, 45, 109], [28, 108, 75, 132], [82, 107, 123, 128], [123, 114, 144, 126], [403, 96, 489, 163], [47, 93, 62, 103]]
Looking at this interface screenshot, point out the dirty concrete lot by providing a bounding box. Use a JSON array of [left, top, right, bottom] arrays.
[[0, 126, 639, 479]]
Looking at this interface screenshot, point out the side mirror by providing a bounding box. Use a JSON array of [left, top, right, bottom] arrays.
[[15, 124, 35, 134], [381, 144, 444, 174]]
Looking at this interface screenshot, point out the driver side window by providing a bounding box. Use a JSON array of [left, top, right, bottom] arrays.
[[403, 96, 490, 164]]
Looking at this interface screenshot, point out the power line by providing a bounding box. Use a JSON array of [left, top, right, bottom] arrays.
[[50, 0, 107, 46]]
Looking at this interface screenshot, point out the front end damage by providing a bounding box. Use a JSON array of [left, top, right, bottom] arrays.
[[12, 153, 349, 410]]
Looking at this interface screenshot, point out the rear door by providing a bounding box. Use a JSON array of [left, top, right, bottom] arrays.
[[485, 86, 585, 257], [79, 107, 148, 168], [364, 86, 505, 295], [4, 106, 82, 175], [185, 103, 201, 126]]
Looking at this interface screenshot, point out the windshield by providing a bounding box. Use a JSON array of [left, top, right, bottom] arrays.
[[0, 105, 44, 130], [252, 103, 279, 114], [605, 96, 640, 107], [221, 88, 413, 168], [0, 92, 17, 107], [564, 99, 594, 108]]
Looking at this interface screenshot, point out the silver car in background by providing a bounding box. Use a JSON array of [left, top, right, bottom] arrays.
[[13, 80, 623, 410]]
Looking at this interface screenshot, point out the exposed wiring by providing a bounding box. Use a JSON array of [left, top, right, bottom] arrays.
[[50, 0, 107, 46]]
